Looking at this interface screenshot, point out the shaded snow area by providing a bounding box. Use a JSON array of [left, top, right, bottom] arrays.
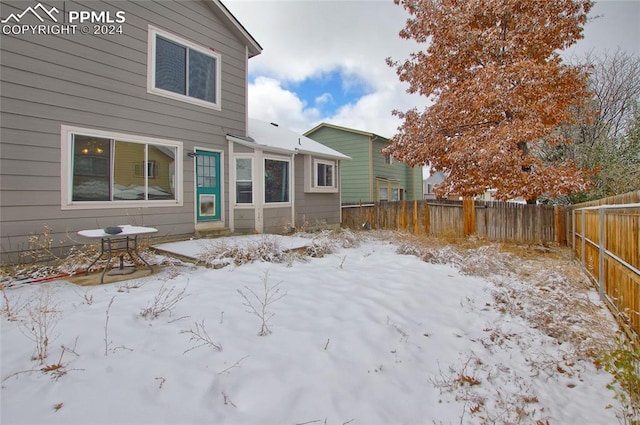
[[1, 231, 620, 424]]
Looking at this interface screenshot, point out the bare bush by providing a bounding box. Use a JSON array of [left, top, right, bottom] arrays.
[[305, 231, 337, 258], [19, 285, 61, 364], [180, 319, 222, 354], [140, 282, 188, 320], [40, 337, 82, 380], [1, 282, 24, 321], [198, 236, 290, 268], [104, 296, 115, 356], [237, 271, 287, 336]]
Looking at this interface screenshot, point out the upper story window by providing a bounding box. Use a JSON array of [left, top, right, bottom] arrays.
[[61, 125, 182, 209], [148, 26, 221, 110]]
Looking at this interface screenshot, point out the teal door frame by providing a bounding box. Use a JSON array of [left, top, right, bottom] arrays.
[[195, 150, 221, 222]]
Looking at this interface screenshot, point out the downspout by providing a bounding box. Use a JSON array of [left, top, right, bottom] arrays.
[[369, 136, 376, 202], [244, 45, 249, 134], [290, 149, 297, 231], [338, 160, 343, 224], [228, 139, 235, 232]]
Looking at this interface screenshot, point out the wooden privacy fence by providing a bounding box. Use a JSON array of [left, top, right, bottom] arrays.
[[568, 191, 640, 338], [341, 200, 566, 244]]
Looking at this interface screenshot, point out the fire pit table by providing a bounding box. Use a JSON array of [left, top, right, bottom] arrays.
[[78, 225, 158, 284]]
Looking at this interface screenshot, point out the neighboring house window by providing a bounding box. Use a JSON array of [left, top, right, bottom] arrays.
[[61, 126, 182, 209], [148, 26, 221, 109], [384, 154, 394, 165], [304, 156, 338, 193], [235, 157, 253, 204], [377, 178, 403, 202], [264, 158, 290, 203]]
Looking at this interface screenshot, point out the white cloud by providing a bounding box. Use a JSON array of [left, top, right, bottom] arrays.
[[248, 76, 321, 132], [314, 93, 333, 106], [228, 0, 637, 137], [228, 0, 424, 135]]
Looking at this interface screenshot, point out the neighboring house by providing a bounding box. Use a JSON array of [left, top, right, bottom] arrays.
[[0, 0, 265, 264], [423, 171, 499, 201], [226, 119, 350, 233], [423, 171, 447, 200], [304, 123, 423, 204]]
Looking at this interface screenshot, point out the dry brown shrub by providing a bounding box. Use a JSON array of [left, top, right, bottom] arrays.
[[382, 231, 617, 363]]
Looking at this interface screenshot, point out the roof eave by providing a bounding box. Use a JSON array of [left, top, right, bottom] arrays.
[[304, 122, 388, 141], [209, 0, 263, 58], [226, 134, 293, 156], [227, 134, 351, 160]]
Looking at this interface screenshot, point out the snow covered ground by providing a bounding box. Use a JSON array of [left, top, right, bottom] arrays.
[[1, 231, 620, 424]]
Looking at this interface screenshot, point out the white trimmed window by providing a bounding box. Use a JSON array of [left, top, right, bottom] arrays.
[[376, 178, 403, 202], [148, 25, 221, 109], [264, 158, 290, 204], [61, 126, 182, 209], [235, 157, 253, 204], [304, 156, 338, 193]]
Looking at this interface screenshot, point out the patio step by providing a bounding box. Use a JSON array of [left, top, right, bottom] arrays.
[[194, 228, 232, 239]]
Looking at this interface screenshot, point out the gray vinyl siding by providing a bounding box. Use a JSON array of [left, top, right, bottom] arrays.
[[293, 155, 341, 226], [305, 127, 371, 203], [233, 209, 256, 233], [263, 207, 291, 234], [0, 0, 251, 263]]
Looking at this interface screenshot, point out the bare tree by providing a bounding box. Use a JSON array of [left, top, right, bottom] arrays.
[[542, 50, 640, 201], [583, 49, 640, 143]]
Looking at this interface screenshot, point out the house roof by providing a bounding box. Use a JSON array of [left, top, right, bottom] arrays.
[[304, 122, 390, 142], [209, 0, 262, 58], [227, 119, 351, 160]]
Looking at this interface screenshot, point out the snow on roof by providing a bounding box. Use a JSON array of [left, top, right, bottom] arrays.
[[228, 119, 351, 160]]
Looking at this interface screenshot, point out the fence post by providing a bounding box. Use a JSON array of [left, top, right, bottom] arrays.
[[413, 200, 418, 235], [401, 200, 407, 230], [554, 205, 561, 245], [571, 209, 575, 251], [581, 210, 585, 267], [424, 202, 430, 235], [463, 198, 476, 236], [598, 208, 605, 300]]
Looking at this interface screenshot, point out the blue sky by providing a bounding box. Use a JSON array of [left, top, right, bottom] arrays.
[[278, 69, 373, 116], [226, 0, 640, 136]]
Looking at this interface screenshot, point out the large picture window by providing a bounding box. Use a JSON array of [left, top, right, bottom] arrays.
[[62, 126, 182, 209], [264, 158, 289, 203], [148, 26, 221, 109]]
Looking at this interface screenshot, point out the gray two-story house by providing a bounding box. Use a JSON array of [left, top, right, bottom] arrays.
[[0, 0, 262, 263]]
